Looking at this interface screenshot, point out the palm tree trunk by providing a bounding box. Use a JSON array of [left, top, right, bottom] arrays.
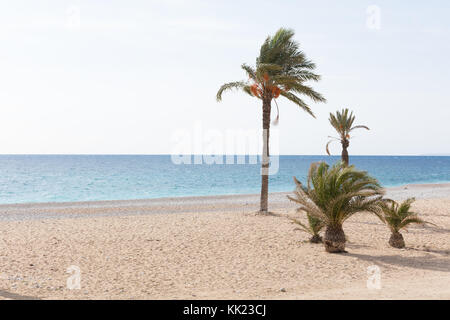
[[324, 225, 346, 253], [389, 231, 405, 248], [310, 234, 322, 244], [260, 96, 271, 213], [341, 139, 349, 166]]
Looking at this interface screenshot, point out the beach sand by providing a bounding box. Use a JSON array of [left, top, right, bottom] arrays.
[[0, 183, 449, 300]]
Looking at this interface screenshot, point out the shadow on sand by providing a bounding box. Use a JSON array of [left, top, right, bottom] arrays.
[[345, 252, 450, 273], [0, 289, 40, 300]]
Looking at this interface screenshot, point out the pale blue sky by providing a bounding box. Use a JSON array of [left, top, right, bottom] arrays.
[[0, 0, 449, 155]]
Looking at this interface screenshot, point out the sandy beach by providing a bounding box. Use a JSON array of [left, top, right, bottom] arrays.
[[0, 183, 449, 300]]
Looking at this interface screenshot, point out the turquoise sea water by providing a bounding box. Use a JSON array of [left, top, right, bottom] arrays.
[[0, 155, 449, 204]]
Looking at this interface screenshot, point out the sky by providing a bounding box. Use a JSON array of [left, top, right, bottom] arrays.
[[0, 0, 449, 155]]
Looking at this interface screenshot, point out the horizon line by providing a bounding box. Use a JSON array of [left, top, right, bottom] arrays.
[[0, 154, 449, 157]]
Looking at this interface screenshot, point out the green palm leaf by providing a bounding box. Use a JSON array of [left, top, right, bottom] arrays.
[[216, 27, 326, 120], [326, 108, 370, 164], [379, 198, 435, 232], [288, 162, 384, 227]]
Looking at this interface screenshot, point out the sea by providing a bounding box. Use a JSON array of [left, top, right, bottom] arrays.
[[0, 155, 449, 204]]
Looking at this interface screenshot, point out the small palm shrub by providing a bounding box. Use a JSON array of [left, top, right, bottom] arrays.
[[288, 161, 384, 253], [379, 198, 431, 248], [289, 177, 325, 243], [289, 206, 325, 243]]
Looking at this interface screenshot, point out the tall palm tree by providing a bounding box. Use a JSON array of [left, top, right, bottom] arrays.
[[326, 109, 369, 166], [288, 161, 384, 253], [217, 28, 326, 213], [379, 198, 433, 248]]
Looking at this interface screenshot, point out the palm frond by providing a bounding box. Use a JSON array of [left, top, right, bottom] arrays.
[[289, 162, 384, 228], [216, 27, 325, 122], [279, 91, 314, 117], [379, 198, 434, 232], [241, 64, 256, 80], [286, 83, 326, 103], [216, 81, 251, 101], [290, 214, 324, 237], [351, 125, 370, 131], [327, 108, 369, 157], [325, 140, 336, 156]]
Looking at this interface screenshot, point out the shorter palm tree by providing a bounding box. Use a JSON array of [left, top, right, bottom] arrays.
[[289, 180, 325, 243], [288, 162, 384, 253], [326, 109, 369, 166], [290, 215, 324, 243], [379, 198, 432, 248]]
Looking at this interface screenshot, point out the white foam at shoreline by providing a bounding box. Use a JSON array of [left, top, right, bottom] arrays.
[[0, 183, 449, 222]]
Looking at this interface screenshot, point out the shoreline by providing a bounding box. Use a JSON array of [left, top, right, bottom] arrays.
[[1, 182, 450, 222], [2, 181, 450, 207]]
